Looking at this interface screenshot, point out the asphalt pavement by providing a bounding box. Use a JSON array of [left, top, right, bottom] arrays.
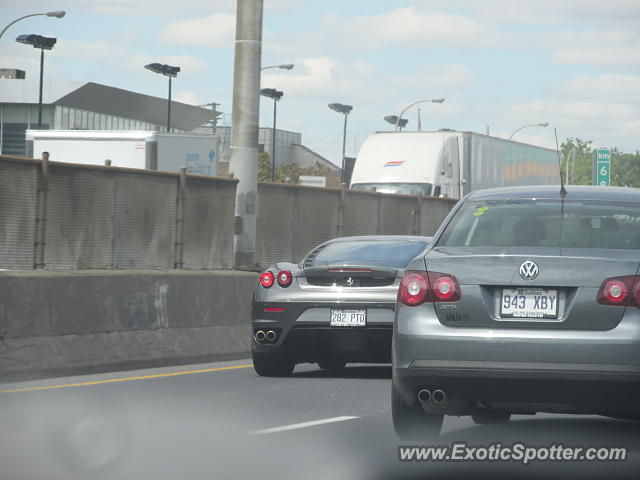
[[1, 359, 639, 480]]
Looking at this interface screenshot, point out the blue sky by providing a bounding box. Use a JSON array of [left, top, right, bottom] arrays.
[[1, 0, 639, 165]]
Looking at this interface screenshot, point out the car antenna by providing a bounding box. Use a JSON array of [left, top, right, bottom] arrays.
[[554, 127, 567, 198]]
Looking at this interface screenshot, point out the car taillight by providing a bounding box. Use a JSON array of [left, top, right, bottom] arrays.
[[398, 271, 430, 306], [260, 271, 274, 288], [428, 272, 461, 302], [398, 270, 462, 307], [597, 276, 639, 307], [277, 270, 293, 287]]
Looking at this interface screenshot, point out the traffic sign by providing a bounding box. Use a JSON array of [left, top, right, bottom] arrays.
[[595, 149, 611, 186]]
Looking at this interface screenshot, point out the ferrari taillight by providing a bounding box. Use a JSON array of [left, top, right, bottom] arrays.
[[260, 271, 275, 288], [276, 270, 293, 287]]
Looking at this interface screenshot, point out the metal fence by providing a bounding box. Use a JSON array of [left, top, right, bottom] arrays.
[[256, 183, 457, 265], [0, 155, 456, 270], [0, 156, 237, 270]]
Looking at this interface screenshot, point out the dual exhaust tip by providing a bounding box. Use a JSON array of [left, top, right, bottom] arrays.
[[418, 388, 447, 404], [254, 330, 277, 343]]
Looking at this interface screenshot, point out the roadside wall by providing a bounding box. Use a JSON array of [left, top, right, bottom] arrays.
[[0, 270, 257, 377], [0, 155, 457, 270]]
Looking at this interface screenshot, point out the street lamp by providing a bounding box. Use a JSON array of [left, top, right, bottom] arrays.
[[508, 122, 549, 140], [394, 98, 444, 131], [328, 102, 353, 185], [0, 11, 65, 39], [260, 88, 284, 182], [384, 115, 408, 130], [145, 63, 180, 132], [16, 34, 57, 128], [261, 64, 294, 71]]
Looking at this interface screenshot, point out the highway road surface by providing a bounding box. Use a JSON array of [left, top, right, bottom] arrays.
[[1, 359, 639, 480]]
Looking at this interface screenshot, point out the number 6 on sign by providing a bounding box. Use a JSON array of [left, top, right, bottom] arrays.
[[601, 166, 607, 176]]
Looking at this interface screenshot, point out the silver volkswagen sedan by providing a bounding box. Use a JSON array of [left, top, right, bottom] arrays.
[[252, 235, 431, 376], [392, 185, 640, 438]]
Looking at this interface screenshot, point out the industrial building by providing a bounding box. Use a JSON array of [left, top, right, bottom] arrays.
[[0, 75, 339, 183]]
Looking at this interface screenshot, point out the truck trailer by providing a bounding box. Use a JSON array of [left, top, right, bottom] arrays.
[[350, 130, 560, 199], [25, 130, 219, 176]]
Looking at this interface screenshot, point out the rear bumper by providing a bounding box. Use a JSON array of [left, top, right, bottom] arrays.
[[393, 303, 640, 413], [252, 301, 394, 363]]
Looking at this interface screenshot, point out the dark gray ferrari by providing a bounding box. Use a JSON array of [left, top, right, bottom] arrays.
[[251, 235, 431, 376], [392, 185, 640, 438]]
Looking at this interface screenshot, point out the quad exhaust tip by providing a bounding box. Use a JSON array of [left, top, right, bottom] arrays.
[[254, 330, 266, 342], [266, 330, 276, 342]]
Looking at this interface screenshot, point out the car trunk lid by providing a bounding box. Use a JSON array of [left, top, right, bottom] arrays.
[[425, 247, 640, 330]]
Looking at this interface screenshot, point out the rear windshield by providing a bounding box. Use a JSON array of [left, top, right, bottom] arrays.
[[438, 199, 640, 250], [311, 240, 429, 268]]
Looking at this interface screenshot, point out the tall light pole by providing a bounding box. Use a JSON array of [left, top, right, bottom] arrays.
[[260, 88, 283, 182], [394, 98, 444, 131], [145, 63, 180, 132], [508, 122, 549, 140], [229, 0, 263, 268], [260, 63, 294, 71], [328, 103, 353, 185], [16, 34, 57, 128], [0, 11, 65, 40]]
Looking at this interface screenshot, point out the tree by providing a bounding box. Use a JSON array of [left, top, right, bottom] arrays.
[[561, 139, 640, 188], [301, 161, 331, 177], [611, 148, 640, 188], [257, 152, 273, 182], [560, 138, 593, 185]]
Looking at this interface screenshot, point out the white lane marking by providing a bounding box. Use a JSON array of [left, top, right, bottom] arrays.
[[249, 416, 359, 435]]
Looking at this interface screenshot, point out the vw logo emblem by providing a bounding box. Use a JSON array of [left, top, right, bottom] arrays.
[[519, 261, 539, 280], [346, 277, 354, 287]]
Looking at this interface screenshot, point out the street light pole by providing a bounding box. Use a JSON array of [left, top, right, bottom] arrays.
[[328, 103, 353, 185], [144, 63, 180, 132], [272, 99, 277, 182], [341, 113, 348, 183], [16, 34, 57, 129], [394, 98, 444, 131], [0, 11, 65, 40], [167, 76, 172, 132], [260, 88, 283, 182], [38, 48, 44, 127], [508, 122, 549, 140]]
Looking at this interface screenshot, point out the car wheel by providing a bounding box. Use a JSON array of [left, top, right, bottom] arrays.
[[471, 410, 511, 424], [318, 359, 346, 371], [392, 383, 443, 439], [252, 350, 294, 377]]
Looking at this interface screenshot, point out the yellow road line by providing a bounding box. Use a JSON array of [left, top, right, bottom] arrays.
[[0, 364, 253, 394]]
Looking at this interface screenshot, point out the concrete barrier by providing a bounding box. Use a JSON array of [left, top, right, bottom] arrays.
[[0, 270, 258, 379]]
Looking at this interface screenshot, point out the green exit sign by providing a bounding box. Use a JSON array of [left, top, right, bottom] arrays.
[[594, 149, 611, 186]]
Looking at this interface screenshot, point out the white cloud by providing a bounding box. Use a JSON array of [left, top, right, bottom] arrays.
[[260, 57, 390, 103], [324, 6, 499, 51], [174, 89, 200, 105], [392, 65, 472, 89], [561, 74, 640, 103], [158, 13, 236, 48], [419, 0, 640, 26]]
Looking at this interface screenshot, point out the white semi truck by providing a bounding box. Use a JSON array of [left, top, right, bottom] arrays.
[[25, 130, 219, 176], [350, 130, 560, 198]]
